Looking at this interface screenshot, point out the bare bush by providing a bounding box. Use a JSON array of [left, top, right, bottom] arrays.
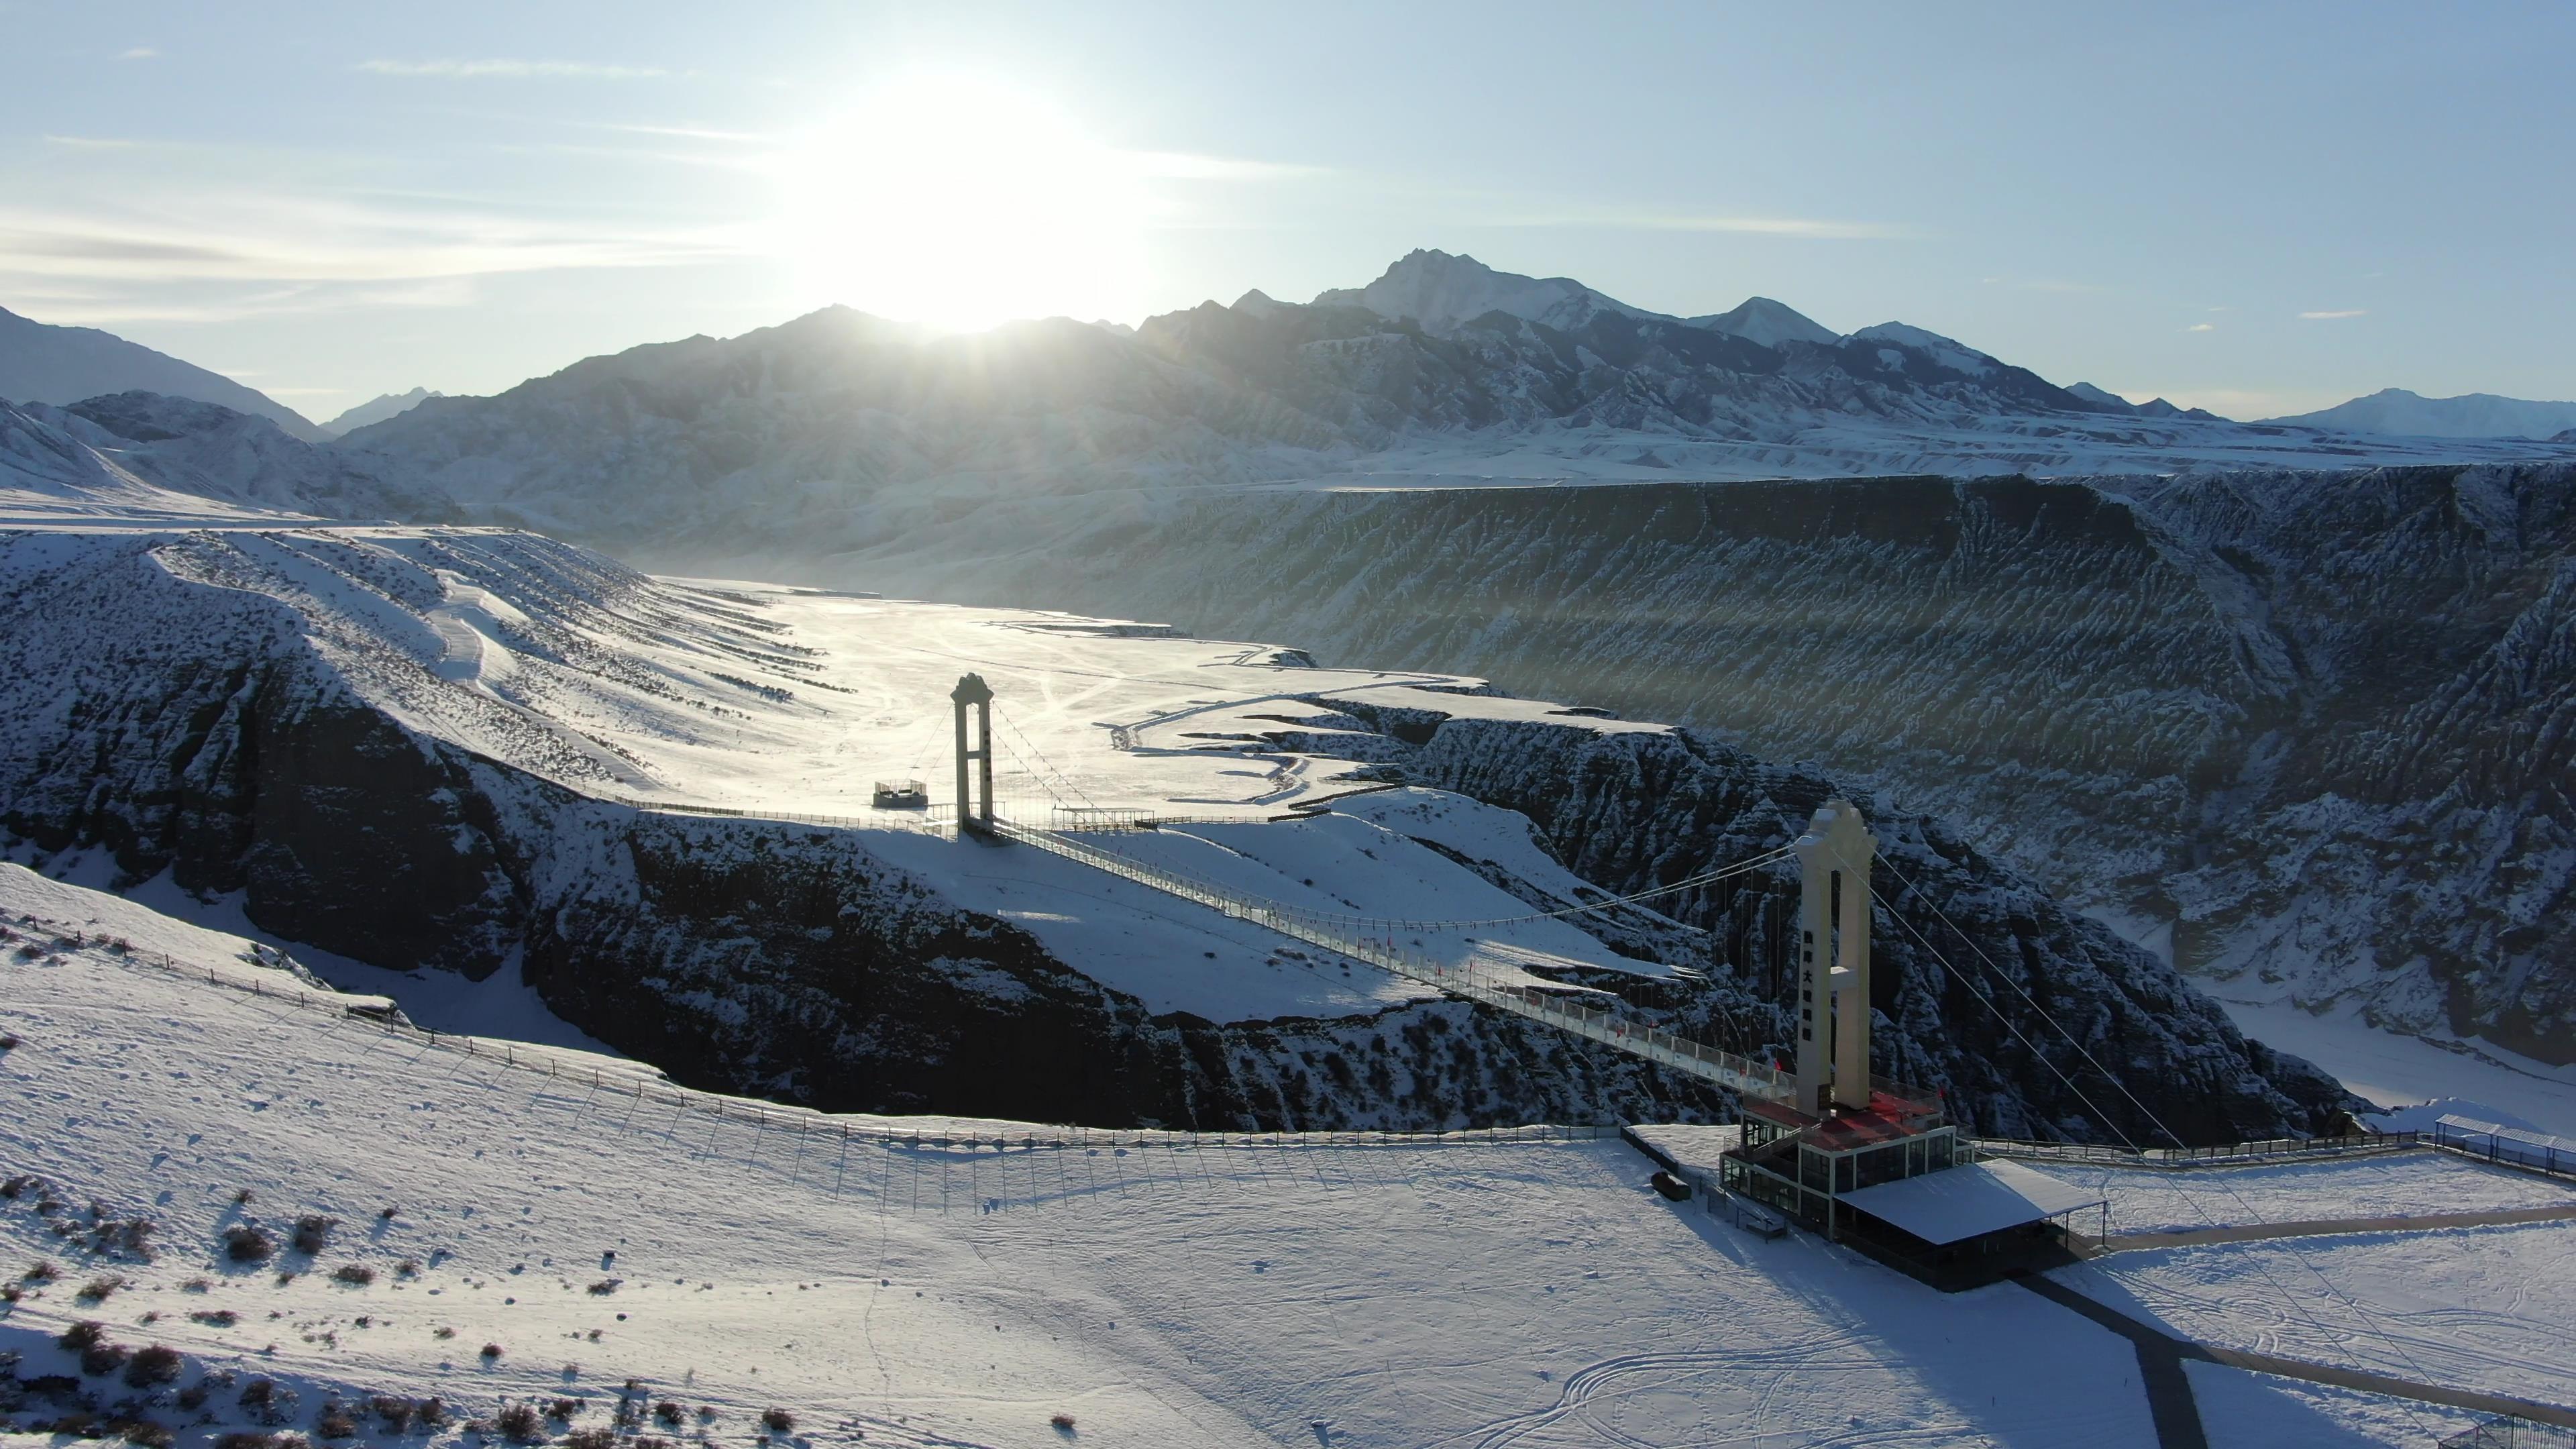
[[330, 1264, 374, 1287], [214, 1434, 276, 1449], [123, 1345, 184, 1387], [24, 1260, 57, 1281], [225, 1226, 275, 1263], [192, 1309, 238, 1327], [654, 1401, 682, 1426], [58, 1320, 107, 1350], [494, 1402, 542, 1442], [585, 1280, 616, 1295], [76, 1274, 127, 1302], [291, 1216, 335, 1256], [315, 1403, 358, 1440], [120, 1419, 177, 1449], [545, 1399, 579, 1421], [83, 1342, 133, 1377], [760, 1409, 794, 1434], [480, 1342, 504, 1360], [1051, 1413, 1077, 1434], [564, 1429, 614, 1449]]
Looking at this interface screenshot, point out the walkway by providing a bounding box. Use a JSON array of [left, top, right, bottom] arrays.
[[2098, 1200, 2576, 1253], [2014, 1273, 2576, 1449]]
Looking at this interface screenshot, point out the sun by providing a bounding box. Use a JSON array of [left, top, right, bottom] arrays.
[[777, 74, 1149, 333]]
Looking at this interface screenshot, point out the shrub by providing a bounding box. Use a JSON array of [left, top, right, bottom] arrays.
[[233, 1189, 254, 1205], [434, 1326, 455, 1339], [564, 1430, 614, 1449], [1, 1283, 17, 1303], [545, 1399, 579, 1421], [193, 1309, 238, 1327], [0, 1033, 18, 1051], [585, 1280, 616, 1295], [183, 1277, 211, 1292], [76, 1275, 126, 1302], [1051, 1413, 1076, 1433], [239, 1377, 301, 1426], [123, 1345, 184, 1387], [494, 1403, 541, 1442], [178, 1383, 211, 1411], [25, 1260, 58, 1281], [291, 1216, 335, 1256], [396, 1258, 422, 1277], [760, 1409, 794, 1434], [225, 1226, 275, 1263], [215, 1435, 276, 1449], [121, 1420, 177, 1449], [417, 1399, 449, 1430], [480, 1343, 503, 1360], [369, 1396, 414, 1432], [58, 1320, 108, 1350], [315, 1403, 358, 1440], [46, 1411, 103, 1437], [654, 1401, 683, 1426], [0, 1174, 40, 1198], [83, 1342, 133, 1377], [635, 1438, 672, 1449], [331, 1264, 374, 1287]]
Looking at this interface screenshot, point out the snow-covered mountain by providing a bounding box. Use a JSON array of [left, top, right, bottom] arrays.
[[318, 259, 2576, 559], [37, 392, 460, 521], [2263, 387, 2576, 439], [0, 305, 325, 440], [319, 385, 443, 437]]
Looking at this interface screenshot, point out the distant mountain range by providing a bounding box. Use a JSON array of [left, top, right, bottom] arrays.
[[320, 386, 443, 437], [0, 305, 325, 440], [2260, 387, 2576, 439]]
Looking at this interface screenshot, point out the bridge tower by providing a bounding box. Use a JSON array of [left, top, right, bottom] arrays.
[[951, 673, 996, 833], [1792, 800, 1877, 1116]]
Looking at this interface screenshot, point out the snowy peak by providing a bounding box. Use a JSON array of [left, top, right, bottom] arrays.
[[1688, 295, 1839, 347], [2260, 386, 2576, 440], [0, 304, 325, 440], [2067, 381, 2221, 421], [1851, 321, 1998, 376], [321, 386, 443, 437], [1311, 248, 1650, 336]]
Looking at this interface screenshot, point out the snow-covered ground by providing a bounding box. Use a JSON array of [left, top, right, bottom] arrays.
[[6, 879, 2553, 1448], [2014, 1152, 2575, 1236]]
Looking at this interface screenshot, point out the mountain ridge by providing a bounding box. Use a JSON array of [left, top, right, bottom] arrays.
[[0, 304, 325, 440]]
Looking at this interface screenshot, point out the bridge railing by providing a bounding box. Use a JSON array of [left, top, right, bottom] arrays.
[[990, 816, 1798, 1104], [1974, 1131, 2423, 1167]]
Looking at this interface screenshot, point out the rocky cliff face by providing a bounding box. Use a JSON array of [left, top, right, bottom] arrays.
[[829, 464, 2576, 1065]]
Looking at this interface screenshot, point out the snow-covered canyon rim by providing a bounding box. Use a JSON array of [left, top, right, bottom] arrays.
[[0, 486, 2350, 1144]]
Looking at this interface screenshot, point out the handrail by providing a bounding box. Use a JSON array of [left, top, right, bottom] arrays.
[[989, 816, 1799, 1104]]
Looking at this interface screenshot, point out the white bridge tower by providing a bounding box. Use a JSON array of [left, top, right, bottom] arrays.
[[1792, 800, 1877, 1116]]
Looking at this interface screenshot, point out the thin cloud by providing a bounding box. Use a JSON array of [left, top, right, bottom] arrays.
[[358, 58, 667, 80], [117, 47, 158, 60], [2184, 323, 2215, 332], [43, 134, 141, 150], [586, 121, 773, 144], [2299, 309, 2366, 320], [1499, 209, 1912, 240]]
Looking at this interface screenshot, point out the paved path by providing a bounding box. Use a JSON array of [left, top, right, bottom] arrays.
[[2100, 1200, 2576, 1252], [2015, 1273, 2576, 1446]]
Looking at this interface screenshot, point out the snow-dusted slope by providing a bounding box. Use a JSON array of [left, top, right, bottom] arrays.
[[2263, 388, 2576, 439], [0, 305, 323, 440]]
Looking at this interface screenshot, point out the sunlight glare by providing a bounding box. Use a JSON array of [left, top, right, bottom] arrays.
[[778, 74, 1148, 332]]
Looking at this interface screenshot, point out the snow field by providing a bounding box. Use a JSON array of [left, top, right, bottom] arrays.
[[1, 914, 2441, 1449], [2069, 1225, 2576, 1415]]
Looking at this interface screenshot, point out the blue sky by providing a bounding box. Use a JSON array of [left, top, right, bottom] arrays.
[[4, 0, 2571, 422]]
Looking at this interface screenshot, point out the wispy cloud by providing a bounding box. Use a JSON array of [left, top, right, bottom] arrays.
[[117, 47, 158, 60], [43, 134, 141, 150], [2184, 323, 2215, 332], [2299, 309, 2367, 320], [358, 58, 667, 80], [1493, 209, 1912, 240]]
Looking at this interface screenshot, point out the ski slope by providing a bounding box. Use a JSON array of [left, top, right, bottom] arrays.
[[7, 873, 2561, 1448]]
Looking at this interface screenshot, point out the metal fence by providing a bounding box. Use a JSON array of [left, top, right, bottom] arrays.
[[68, 931, 1625, 1156], [2443, 1417, 2576, 1448], [1974, 1132, 2424, 1168], [2434, 1115, 2576, 1179]]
